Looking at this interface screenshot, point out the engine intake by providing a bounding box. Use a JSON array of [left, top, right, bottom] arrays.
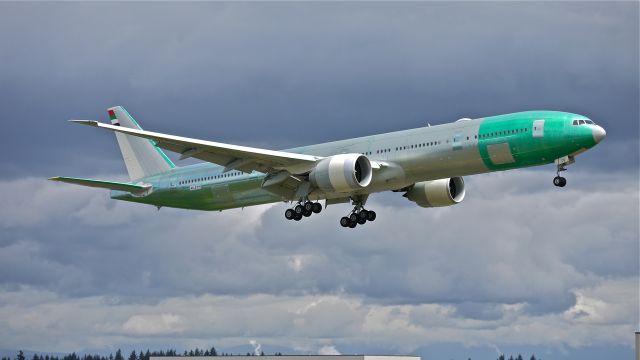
[[310, 154, 372, 193], [404, 177, 466, 207]]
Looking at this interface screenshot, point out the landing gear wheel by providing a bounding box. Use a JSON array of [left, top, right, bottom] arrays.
[[348, 221, 357, 228], [285, 209, 295, 220], [294, 213, 302, 221], [294, 204, 304, 214], [303, 209, 312, 217], [357, 217, 367, 225], [367, 210, 377, 221], [340, 217, 350, 227], [359, 210, 369, 220], [312, 202, 322, 214], [553, 176, 567, 187], [349, 213, 358, 223], [304, 202, 314, 212]]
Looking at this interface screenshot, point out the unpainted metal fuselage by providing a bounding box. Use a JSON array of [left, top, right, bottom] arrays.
[[112, 111, 604, 210]]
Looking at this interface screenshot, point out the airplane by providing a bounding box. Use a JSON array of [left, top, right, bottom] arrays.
[[50, 106, 606, 228]]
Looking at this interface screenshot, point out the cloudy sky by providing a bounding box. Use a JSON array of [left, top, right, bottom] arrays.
[[0, 2, 638, 360]]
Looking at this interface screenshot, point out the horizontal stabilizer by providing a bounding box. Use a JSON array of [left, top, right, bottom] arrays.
[[48, 176, 151, 194]]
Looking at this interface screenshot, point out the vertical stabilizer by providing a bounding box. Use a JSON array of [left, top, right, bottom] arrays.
[[108, 106, 176, 181]]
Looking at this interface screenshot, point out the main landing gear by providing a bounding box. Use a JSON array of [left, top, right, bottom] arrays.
[[339, 203, 376, 229], [553, 155, 574, 188], [284, 200, 322, 221]]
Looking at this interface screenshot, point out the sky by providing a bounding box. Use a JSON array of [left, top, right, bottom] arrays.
[[0, 2, 638, 360]]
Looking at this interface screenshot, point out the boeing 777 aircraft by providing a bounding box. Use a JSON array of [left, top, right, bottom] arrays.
[[50, 106, 605, 228]]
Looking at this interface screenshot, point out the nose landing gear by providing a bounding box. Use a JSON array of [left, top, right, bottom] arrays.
[[553, 155, 574, 188], [553, 175, 567, 187]]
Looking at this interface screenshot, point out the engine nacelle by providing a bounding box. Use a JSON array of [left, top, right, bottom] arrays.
[[310, 154, 373, 193], [404, 177, 466, 208]]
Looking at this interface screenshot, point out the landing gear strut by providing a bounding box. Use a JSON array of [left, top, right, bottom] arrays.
[[284, 199, 322, 221], [553, 156, 574, 188], [339, 198, 376, 229]]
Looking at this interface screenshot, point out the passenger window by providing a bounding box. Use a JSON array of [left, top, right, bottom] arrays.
[[579, 120, 585, 125]]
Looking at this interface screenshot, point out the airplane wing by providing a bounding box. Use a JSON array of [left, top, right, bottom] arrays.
[[48, 176, 151, 194], [70, 120, 321, 174]]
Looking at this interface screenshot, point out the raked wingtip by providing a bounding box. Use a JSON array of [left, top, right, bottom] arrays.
[[69, 119, 100, 126]]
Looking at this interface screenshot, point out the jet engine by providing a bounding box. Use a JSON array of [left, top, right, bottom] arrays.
[[309, 154, 372, 193], [404, 177, 466, 207]]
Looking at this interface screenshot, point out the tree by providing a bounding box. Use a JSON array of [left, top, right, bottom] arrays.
[[17, 351, 26, 360], [114, 350, 123, 360], [128, 351, 137, 360]]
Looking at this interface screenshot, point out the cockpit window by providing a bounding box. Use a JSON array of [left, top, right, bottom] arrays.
[[571, 119, 596, 125], [573, 119, 595, 126]]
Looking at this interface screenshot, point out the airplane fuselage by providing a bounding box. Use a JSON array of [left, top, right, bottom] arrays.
[[111, 111, 604, 211]]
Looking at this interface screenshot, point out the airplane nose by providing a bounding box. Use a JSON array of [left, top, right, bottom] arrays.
[[592, 125, 606, 143]]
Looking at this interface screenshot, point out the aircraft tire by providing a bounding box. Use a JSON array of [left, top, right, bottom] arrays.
[[312, 202, 322, 213], [348, 221, 357, 228], [295, 204, 304, 214], [340, 217, 350, 227], [285, 209, 295, 220], [357, 217, 366, 225], [294, 213, 302, 221], [367, 211, 376, 221], [559, 177, 567, 187], [304, 202, 313, 212], [553, 176, 567, 187], [349, 213, 358, 223], [303, 209, 312, 217]]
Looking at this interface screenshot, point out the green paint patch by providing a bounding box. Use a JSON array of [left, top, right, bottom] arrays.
[[478, 111, 597, 171]]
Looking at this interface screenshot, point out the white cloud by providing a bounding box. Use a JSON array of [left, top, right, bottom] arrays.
[[317, 345, 341, 355], [0, 279, 635, 353], [122, 313, 185, 336]]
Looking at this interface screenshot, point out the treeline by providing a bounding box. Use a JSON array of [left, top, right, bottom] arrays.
[[1, 348, 281, 360], [497, 355, 538, 360], [3, 349, 538, 360]]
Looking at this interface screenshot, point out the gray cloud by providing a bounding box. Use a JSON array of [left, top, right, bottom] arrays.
[[1, 170, 637, 322], [0, 278, 635, 354], [0, 2, 637, 179]]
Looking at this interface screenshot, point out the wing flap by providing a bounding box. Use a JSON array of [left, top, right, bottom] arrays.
[[48, 176, 151, 194]]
